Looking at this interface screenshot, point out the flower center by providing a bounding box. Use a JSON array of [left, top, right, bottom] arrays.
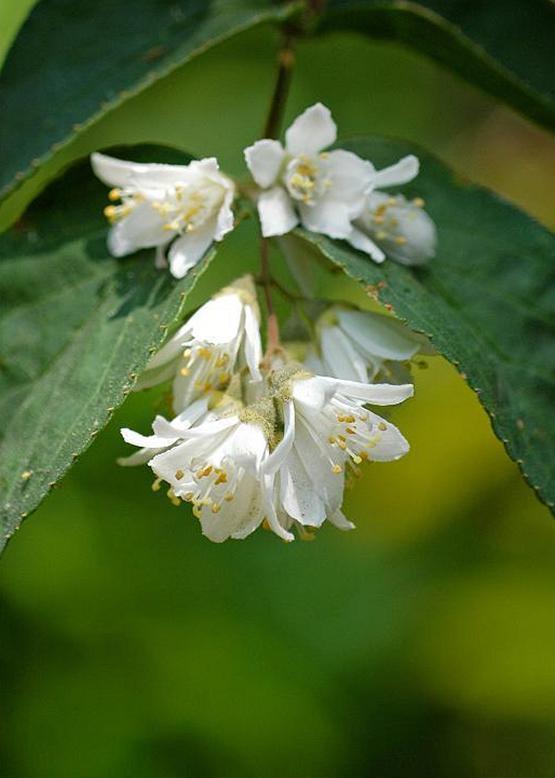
[[284, 154, 331, 205], [178, 344, 232, 395], [152, 183, 224, 233], [176, 457, 240, 516], [326, 400, 384, 473], [365, 195, 426, 249]]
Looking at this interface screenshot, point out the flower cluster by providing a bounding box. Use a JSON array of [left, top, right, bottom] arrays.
[[92, 103, 436, 278], [119, 278, 424, 543]]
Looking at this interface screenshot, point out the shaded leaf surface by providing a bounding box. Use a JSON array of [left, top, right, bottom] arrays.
[[320, 0, 555, 131], [0, 0, 299, 200], [296, 137, 555, 511], [0, 146, 213, 551]]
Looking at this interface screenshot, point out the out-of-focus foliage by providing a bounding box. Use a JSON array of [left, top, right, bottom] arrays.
[[322, 0, 555, 131], [1, 7, 555, 778]]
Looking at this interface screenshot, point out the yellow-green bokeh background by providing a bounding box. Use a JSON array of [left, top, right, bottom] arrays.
[[1, 4, 555, 776]]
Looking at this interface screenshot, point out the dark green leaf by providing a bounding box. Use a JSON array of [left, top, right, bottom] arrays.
[[0, 145, 214, 552], [295, 136, 555, 511], [318, 0, 555, 131], [0, 0, 300, 201]]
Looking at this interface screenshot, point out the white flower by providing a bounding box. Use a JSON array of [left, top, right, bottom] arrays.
[[135, 277, 263, 413], [150, 410, 294, 543], [305, 306, 423, 383], [353, 156, 437, 265], [91, 152, 235, 278], [261, 370, 413, 536], [244, 103, 374, 244], [118, 396, 212, 467]]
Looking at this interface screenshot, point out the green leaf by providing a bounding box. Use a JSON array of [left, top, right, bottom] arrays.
[[0, 0, 300, 201], [0, 145, 214, 553], [318, 0, 555, 131], [294, 136, 555, 512]]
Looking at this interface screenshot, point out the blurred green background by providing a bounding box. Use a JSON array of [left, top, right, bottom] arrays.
[[1, 4, 555, 777]]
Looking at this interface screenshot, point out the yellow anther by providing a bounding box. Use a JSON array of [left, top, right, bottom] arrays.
[[224, 493, 234, 502], [183, 348, 192, 358], [180, 367, 190, 376], [151, 478, 162, 492], [167, 488, 180, 507], [218, 372, 231, 385], [352, 455, 362, 465], [413, 197, 425, 207], [378, 422, 387, 431], [175, 469, 184, 480], [197, 347, 212, 360], [394, 236, 407, 245], [345, 427, 356, 435], [387, 197, 397, 206], [211, 503, 221, 514], [359, 450, 368, 461], [215, 471, 228, 485], [108, 188, 122, 201], [183, 492, 194, 501], [197, 465, 213, 478], [331, 464, 343, 474], [376, 231, 388, 240]]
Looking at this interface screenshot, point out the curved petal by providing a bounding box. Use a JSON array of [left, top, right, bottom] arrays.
[[120, 426, 172, 449], [346, 226, 386, 263], [285, 103, 337, 156], [214, 186, 235, 241], [262, 400, 295, 476], [261, 474, 295, 542], [279, 445, 326, 526], [91, 152, 188, 189], [346, 228, 385, 262], [244, 139, 285, 188], [320, 377, 414, 405], [373, 155, 419, 188], [337, 309, 421, 361], [257, 186, 298, 237], [242, 305, 263, 381], [168, 220, 215, 279], [320, 325, 368, 382], [328, 509, 355, 531]]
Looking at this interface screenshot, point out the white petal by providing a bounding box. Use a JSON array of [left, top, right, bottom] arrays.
[[262, 400, 295, 476], [299, 199, 352, 239], [291, 376, 329, 411], [328, 509, 355, 531], [294, 418, 344, 517], [107, 202, 168, 257], [346, 226, 386, 263], [279, 445, 326, 526], [324, 150, 374, 204], [285, 103, 337, 156], [214, 185, 235, 241], [366, 411, 410, 461], [168, 220, 215, 279], [373, 155, 419, 188], [120, 427, 172, 449], [320, 325, 368, 382], [257, 186, 299, 237], [337, 309, 421, 361], [244, 139, 285, 188], [262, 474, 295, 542], [320, 377, 414, 405], [189, 292, 243, 343], [91, 152, 187, 189], [242, 305, 263, 381], [201, 472, 264, 543]]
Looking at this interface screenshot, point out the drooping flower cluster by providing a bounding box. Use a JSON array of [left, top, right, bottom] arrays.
[[119, 278, 423, 543], [92, 103, 436, 277]]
